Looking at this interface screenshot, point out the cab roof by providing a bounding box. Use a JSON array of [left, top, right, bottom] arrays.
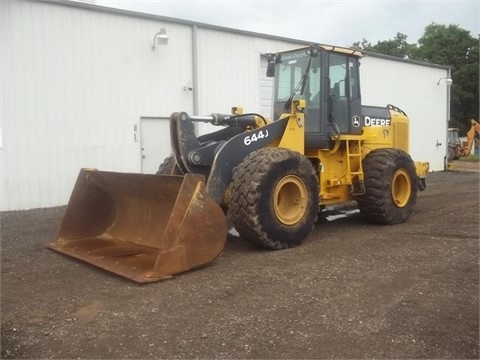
[[283, 44, 363, 58]]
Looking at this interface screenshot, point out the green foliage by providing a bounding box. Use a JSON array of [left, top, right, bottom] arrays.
[[412, 24, 476, 67], [459, 154, 480, 162], [351, 32, 416, 59], [351, 23, 479, 135]]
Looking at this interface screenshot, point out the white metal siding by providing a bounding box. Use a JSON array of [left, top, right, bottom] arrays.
[[360, 56, 448, 170], [194, 29, 299, 135], [1, 0, 193, 210], [0, 0, 449, 211]]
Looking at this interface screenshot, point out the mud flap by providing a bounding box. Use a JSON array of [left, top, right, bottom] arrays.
[[47, 169, 227, 283], [414, 161, 429, 191]]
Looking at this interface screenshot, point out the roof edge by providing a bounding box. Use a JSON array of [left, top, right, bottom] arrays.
[[363, 50, 451, 70], [37, 0, 450, 71]]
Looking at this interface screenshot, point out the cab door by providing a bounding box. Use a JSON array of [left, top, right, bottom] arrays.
[[327, 53, 362, 135]]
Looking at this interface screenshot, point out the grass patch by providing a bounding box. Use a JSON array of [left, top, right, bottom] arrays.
[[459, 154, 480, 162]]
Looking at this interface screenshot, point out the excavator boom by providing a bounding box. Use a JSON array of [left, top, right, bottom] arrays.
[[462, 119, 480, 156]]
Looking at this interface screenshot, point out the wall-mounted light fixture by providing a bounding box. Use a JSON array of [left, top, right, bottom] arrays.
[[151, 28, 168, 50], [437, 77, 453, 86]]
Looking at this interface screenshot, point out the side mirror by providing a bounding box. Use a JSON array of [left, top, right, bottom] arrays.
[[266, 62, 275, 78], [266, 53, 281, 77]]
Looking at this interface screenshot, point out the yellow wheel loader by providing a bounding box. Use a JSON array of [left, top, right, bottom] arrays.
[[48, 44, 429, 282]]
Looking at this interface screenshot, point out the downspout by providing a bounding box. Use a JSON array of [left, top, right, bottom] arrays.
[[445, 68, 452, 170], [192, 25, 199, 115], [446, 68, 452, 123]]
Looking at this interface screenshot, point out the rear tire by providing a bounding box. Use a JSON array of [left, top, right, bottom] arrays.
[[230, 148, 319, 249], [447, 147, 455, 162], [156, 155, 181, 175], [358, 148, 417, 224]]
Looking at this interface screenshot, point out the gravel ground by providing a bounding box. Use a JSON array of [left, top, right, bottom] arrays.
[[1, 168, 479, 359]]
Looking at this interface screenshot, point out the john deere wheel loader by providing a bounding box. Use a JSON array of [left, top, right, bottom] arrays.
[[48, 44, 429, 282]]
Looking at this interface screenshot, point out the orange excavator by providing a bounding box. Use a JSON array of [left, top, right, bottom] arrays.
[[448, 119, 480, 161]]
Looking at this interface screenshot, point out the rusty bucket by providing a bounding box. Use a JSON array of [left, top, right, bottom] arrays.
[[47, 169, 227, 283]]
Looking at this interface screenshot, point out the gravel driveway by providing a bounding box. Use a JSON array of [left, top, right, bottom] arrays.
[[1, 170, 479, 359]]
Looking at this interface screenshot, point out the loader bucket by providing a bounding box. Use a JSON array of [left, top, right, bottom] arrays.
[[47, 169, 227, 283]]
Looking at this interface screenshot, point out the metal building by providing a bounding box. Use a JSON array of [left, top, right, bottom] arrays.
[[0, 0, 450, 211]]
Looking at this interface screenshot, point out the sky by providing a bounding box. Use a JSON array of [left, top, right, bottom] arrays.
[[94, 0, 479, 47]]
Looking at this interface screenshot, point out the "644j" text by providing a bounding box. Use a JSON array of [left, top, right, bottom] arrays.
[[243, 129, 269, 146]]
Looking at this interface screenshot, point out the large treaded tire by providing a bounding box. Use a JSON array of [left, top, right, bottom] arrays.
[[358, 148, 417, 224], [230, 148, 319, 249], [156, 155, 178, 175]]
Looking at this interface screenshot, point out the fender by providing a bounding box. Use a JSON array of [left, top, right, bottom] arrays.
[[206, 118, 289, 204], [170, 112, 245, 177]]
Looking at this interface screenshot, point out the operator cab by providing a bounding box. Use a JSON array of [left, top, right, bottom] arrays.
[[267, 44, 363, 149]]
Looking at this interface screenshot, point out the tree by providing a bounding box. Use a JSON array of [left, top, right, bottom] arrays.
[[351, 32, 416, 59], [351, 38, 372, 51]]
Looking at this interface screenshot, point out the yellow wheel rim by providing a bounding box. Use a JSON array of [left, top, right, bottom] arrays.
[[391, 169, 411, 207], [273, 175, 307, 225]]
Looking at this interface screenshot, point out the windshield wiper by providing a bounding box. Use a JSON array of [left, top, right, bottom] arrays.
[[284, 57, 313, 110]]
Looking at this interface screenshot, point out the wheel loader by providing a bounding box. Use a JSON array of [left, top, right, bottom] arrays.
[[48, 44, 429, 283]]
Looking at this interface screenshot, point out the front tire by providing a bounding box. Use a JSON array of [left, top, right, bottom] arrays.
[[358, 148, 417, 224], [230, 148, 319, 249], [156, 155, 182, 175], [447, 147, 455, 162]]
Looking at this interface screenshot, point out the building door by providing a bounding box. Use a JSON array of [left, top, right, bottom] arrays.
[[140, 117, 171, 174]]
